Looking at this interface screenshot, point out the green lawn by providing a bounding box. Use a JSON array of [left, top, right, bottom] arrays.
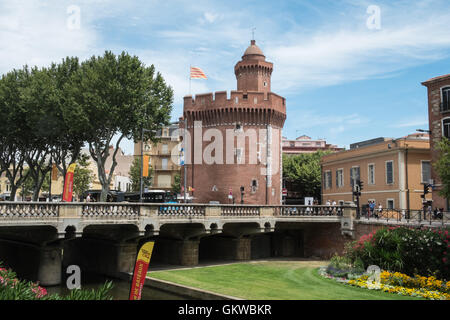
[[148, 261, 423, 300]]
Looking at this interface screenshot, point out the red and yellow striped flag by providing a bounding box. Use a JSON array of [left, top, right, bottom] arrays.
[[190, 67, 207, 79]]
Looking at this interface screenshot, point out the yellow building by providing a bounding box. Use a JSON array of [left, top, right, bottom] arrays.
[[321, 133, 431, 210], [134, 123, 181, 191]]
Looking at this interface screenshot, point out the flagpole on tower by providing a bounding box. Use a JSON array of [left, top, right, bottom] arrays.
[[189, 65, 192, 95]]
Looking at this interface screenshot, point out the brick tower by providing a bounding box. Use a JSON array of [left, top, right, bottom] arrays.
[[181, 40, 286, 204]]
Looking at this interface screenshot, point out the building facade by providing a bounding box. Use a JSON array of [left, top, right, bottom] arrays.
[[181, 40, 286, 204], [422, 74, 450, 210], [282, 135, 343, 155], [135, 123, 181, 191], [83, 146, 133, 193], [321, 133, 431, 210]]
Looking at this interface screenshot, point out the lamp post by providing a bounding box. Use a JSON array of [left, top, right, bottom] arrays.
[[140, 128, 156, 203]]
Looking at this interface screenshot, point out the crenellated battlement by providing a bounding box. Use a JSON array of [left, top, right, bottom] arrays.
[[183, 90, 286, 115]]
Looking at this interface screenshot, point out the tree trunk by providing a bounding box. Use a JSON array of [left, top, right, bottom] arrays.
[[9, 185, 18, 202]]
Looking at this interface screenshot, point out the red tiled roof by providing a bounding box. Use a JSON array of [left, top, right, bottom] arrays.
[[422, 74, 450, 85]]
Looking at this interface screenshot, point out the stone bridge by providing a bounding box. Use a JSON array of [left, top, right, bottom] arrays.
[[0, 202, 447, 286]]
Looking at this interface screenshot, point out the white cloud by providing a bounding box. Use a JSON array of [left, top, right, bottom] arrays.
[[391, 117, 429, 128], [0, 1, 99, 74], [203, 12, 220, 23]]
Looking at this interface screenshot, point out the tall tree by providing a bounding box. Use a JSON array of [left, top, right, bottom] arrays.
[[128, 157, 152, 192], [51, 57, 86, 188], [66, 51, 173, 201], [0, 68, 32, 201], [282, 151, 331, 202], [433, 137, 450, 201], [73, 154, 95, 201], [21, 66, 59, 201], [172, 173, 181, 194]]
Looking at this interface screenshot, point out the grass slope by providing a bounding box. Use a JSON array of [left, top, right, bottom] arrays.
[[148, 261, 422, 300]]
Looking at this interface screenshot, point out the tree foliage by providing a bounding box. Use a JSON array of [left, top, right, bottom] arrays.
[[128, 157, 152, 192], [0, 51, 172, 202], [434, 137, 450, 200], [65, 51, 173, 201], [73, 154, 95, 201], [282, 151, 331, 201], [172, 173, 181, 194]]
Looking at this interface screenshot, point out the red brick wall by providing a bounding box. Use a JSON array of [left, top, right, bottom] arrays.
[[422, 77, 450, 210]]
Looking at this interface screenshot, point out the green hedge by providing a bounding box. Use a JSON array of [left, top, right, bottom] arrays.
[[344, 227, 450, 280]]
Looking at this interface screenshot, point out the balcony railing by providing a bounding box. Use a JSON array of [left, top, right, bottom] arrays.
[[358, 208, 449, 226], [153, 164, 178, 170], [441, 102, 450, 113]]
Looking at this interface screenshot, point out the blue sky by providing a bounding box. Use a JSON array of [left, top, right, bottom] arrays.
[[1, 0, 450, 154]]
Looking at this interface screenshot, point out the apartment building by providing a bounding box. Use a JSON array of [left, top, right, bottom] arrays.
[[321, 133, 431, 210]]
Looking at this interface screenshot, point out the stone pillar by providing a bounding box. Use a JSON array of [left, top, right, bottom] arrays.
[[180, 240, 199, 266], [116, 242, 139, 274], [234, 238, 251, 260], [37, 244, 63, 286], [341, 202, 357, 238]]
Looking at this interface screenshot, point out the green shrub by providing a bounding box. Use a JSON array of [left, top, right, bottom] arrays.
[[345, 227, 450, 280], [0, 263, 114, 300]]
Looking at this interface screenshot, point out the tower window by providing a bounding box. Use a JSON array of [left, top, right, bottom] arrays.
[[243, 94, 248, 100], [235, 97, 239, 104], [235, 123, 243, 132], [251, 179, 258, 192], [263, 81, 267, 87]]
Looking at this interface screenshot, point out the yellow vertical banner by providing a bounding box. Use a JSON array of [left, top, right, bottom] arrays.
[[62, 163, 77, 202], [142, 155, 150, 177], [129, 241, 154, 300], [51, 164, 58, 181]]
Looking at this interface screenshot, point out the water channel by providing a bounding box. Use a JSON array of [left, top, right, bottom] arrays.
[[44, 272, 191, 300]]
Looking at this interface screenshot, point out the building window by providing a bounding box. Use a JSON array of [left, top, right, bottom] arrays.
[[350, 166, 360, 188], [162, 158, 168, 170], [235, 148, 243, 164], [386, 161, 394, 185], [443, 118, 450, 138], [243, 94, 248, 100], [235, 123, 243, 132], [387, 199, 394, 210], [263, 81, 267, 87], [336, 169, 344, 188], [161, 144, 168, 154], [254, 97, 258, 104], [421, 160, 431, 184], [368, 164, 375, 185], [442, 87, 450, 112], [324, 171, 332, 190], [157, 175, 171, 188], [235, 97, 239, 104]]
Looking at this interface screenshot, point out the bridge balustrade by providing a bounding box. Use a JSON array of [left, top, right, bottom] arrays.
[[0, 202, 60, 218], [81, 203, 140, 218], [157, 204, 206, 217], [279, 205, 343, 217], [221, 206, 260, 217]]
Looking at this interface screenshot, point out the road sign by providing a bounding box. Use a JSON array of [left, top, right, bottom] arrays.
[[282, 188, 287, 196]]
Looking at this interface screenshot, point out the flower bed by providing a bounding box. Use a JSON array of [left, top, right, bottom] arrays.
[[319, 267, 450, 300], [347, 271, 450, 300], [0, 264, 113, 300]]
